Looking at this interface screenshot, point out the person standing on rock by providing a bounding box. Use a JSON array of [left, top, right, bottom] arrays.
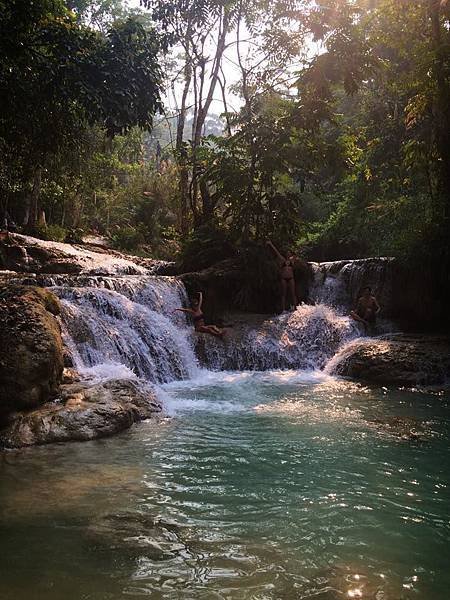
[[350, 286, 381, 332], [173, 292, 226, 338], [266, 240, 298, 312]]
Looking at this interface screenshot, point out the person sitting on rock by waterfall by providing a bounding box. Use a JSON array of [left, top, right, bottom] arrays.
[[173, 292, 226, 338], [350, 286, 380, 332], [266, 240, 298, 312]]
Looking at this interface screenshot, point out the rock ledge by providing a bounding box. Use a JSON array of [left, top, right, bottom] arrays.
[[329, 334, 450, 386], [0, 378, 161, 449]]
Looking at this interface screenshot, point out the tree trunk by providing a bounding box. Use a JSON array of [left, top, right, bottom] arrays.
[[23, 166, 42, 231], [191, 10, 229, 222], [176, 25, 193, 236]]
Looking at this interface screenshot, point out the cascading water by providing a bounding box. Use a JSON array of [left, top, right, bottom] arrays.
[[194, 304, 358, 372], [310, 257, 394, 311], [1, 232, 395, 382], [46, 272, 362, 381], [51, 276, 200, 384], [2, 248, 394, 385]]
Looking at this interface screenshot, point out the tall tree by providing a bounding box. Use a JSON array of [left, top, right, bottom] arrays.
[[0, 0, 163, 228]]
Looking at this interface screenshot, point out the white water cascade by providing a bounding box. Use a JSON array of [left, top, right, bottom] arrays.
[[310, 257, 394, 313], [43, 273, 365, 382], [1, 235, 396, 382], [52, 276, 200, 384], [194, 304, 358, 372]]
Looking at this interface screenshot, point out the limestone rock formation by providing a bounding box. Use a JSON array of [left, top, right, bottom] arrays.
[[0, 285, 64, 419], [0, 232, 174, 275], [181, 258, 313, 318], [330, 334, 450, 386], [0, 378, 161, 448]]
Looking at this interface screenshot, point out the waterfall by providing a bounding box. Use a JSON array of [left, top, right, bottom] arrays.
[[1, 235, 398, 381], [49, 273, 360, 382], [51, 276, 200, 384], [194, 304, 358, 372], [310, 258, 394, 313]]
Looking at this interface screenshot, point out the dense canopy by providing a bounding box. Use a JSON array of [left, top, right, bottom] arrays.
[[0, 0, 448, 275]]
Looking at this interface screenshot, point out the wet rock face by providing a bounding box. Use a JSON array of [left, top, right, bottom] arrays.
[[331, 335, 450, 386], [0, 378, 161, 449], [0, 285, 63, 419], [0, 233, 173, 276], [181, 258, 313, 318]]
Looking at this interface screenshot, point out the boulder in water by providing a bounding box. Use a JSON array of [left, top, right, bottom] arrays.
[[329, 334, 450, 386], [0, 285, 63, 420], [0, 378, 161, 448]]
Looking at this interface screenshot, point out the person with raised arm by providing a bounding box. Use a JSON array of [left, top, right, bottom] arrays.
[[173, 291, 225, 338], [266, 240, 298, 312]]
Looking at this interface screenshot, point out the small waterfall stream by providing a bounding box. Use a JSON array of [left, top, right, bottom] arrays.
[[310, 257, 394, 313], [41, 270, 367, 383], [194, 304, 357, 372], [50, 276, 200, 384]]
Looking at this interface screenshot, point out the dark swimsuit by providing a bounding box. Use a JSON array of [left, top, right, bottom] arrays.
[[193, 313, 205, 323], [281, 260, 294, 281]]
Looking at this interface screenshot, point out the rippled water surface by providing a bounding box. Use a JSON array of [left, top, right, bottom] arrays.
[[1, 371, 449, 600]]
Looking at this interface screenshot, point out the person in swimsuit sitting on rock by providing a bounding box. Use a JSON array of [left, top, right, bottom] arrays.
[[174, 292, 225, 338], [266, 240, 298, 312], [350, 286, 381, 332]]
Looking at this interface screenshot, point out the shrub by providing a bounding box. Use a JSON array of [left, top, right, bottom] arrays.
[[64, 228, 84, 244], [32, 224, 68, 242], [111, 225, 145, 251], [179, 223, 235, 272]]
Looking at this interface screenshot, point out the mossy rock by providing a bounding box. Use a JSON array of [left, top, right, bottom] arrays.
[[0, 285, 63, 420]]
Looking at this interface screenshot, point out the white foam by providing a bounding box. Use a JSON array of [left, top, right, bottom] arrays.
[[55, 282, 199, 384], [79, 362, 138, 382], [157, 368, 338, 416]]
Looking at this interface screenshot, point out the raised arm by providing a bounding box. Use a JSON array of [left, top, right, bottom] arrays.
[[266, 240, 284, 262], [173, 308, 194, 315], [197, 291, 203, 310]]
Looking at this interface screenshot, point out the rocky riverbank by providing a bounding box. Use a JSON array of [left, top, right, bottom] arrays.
[[1, 236, 449, 451], [0, 284, 64, 420], [328, 334, 450, 387], [0, 376, 161, 449], [0, 232, 175, 276], [0, 285, 161, 449]]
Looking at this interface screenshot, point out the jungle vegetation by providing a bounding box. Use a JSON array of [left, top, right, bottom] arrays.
[[1, 0, 449, 269]]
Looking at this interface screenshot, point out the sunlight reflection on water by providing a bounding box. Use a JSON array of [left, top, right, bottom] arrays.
[[1, 373, 449, 599]]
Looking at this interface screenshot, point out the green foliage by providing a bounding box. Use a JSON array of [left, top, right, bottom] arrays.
[[38, 224, 68, 242], [294, 0, 450, 264], [65, 228, 85, 244], [1, 0, 448, 275], [179, 223, 235, 272], [0, 0, 164, 231], [111, 225, 145, 251]]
